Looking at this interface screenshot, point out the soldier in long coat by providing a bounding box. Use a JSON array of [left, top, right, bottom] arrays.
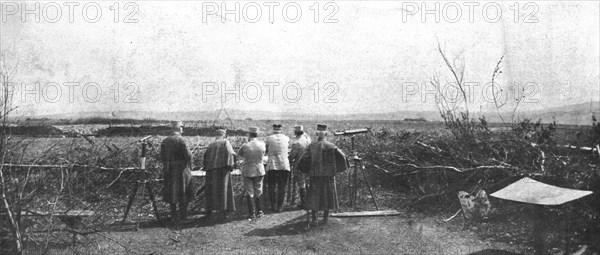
[[298, 124, 349, 225], [289, 125, 311, 209], [203, 127, 236, 221], [160, 121, 193, 222]]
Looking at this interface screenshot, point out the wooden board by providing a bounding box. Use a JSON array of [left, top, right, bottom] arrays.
[[18, 209, 95, 217], [490, 177, 593, 205], [191, 169, 241, 177], [64, 210, 95, 217], [330, 210, 401, 217]]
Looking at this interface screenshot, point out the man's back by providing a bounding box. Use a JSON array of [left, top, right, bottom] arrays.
[[238, 139, 266, 177], [266, 133, 290, 171], [290, 134, 311, 162], [204, 139, 236, 170], [302, 140, 348, 176], [239, 139, 266, 164], [161, 134, 191, 162], [266, 134, 289, 156]]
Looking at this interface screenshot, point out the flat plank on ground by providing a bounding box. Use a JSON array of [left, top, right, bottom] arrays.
[[18, 209, 95, 217], [331, 210, 402, 217]]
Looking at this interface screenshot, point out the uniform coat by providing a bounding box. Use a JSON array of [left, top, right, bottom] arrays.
[[298, 140, 349, 211], [160, 132, 193, 204], [238, 139, 267, 178], [265, 133, 290, 171], [289, 134, 312, 166], [238, 138, 267, 197], [289, 134, 312, 188], [203, 139, 237, 212]]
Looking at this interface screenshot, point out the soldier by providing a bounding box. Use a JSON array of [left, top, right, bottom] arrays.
[[160, 120, 193, 223], [298, 124, 349, 225], [203, 126, 237, 221], [237, 127, 266, 219], [289, 125, 311, 209], [265, 124, 290, 212]]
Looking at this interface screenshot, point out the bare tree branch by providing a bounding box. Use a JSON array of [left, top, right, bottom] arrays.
[[491, 55, 505, 123]]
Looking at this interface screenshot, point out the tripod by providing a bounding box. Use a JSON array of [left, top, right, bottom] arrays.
[[122, 180, 161, 223], [122, 139, 161, 223], [347, 135, 379, 211]]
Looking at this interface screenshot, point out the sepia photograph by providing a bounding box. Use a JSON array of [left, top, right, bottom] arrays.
[[1, 1, 599, 254]]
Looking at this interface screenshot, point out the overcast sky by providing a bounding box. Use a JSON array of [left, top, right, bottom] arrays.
[[1, 1, 599, 117]]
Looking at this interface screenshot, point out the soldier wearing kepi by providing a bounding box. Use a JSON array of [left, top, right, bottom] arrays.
[[298, 124, 349, 225], [160, 121, 193, 223], [265, 124, 290, 212], [203, 126, 237, 221], [237, 127, 266, 219], [289, 125, 311, 209]]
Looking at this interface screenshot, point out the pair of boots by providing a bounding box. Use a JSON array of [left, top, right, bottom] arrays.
[[297, 188, 306, 209], [170, 202, 188, 223], [269, 186, 286, 212], [310, 210, 330, 226], [246, 195, 264, 219]]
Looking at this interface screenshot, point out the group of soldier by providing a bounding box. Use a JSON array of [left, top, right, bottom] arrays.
[[160, 121, 349, 226]]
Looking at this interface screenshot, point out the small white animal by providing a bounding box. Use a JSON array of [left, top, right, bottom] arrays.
[[458, 190, 494, 220]]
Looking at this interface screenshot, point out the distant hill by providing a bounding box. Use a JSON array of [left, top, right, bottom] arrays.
[[519, 101, 600, 125], [15, 102, 600, 125]]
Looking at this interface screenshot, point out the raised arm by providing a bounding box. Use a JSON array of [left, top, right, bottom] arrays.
[[225, 140, 236, 156], [237, 145, 245, 159], [265, 137, 270, 155], [225, 140, 237, 168]]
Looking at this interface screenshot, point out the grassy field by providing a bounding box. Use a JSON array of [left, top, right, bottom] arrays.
[[2, 119, 599, 254], [9, 117, 594, 147]]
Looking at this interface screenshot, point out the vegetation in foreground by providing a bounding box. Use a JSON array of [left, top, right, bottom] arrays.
[[0, 117, 599, 254]]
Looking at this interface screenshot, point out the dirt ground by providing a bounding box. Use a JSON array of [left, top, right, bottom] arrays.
[[16, 163, 595, 255], [79, 207, 528, 255]]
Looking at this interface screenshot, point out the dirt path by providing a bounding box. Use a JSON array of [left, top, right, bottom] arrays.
[[94, 209, 526, 255]]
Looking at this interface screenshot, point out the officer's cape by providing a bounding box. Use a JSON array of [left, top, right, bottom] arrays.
[[297, 141, 349, 176]]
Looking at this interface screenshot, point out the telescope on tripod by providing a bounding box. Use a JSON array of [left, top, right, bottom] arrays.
[[331, 128, 401, 217], [333, 128, 379, 211], [333, 128, 371, 137]]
